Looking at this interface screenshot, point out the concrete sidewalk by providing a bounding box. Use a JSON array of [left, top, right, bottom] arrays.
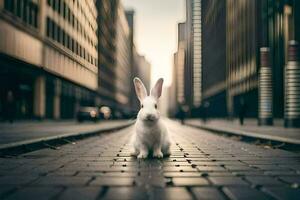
[[185, 119, 300, 145], [0, 120, 134, 148]]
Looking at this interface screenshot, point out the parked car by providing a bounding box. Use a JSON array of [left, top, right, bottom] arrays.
[[76, 107, 99, 122], [99, 106, 112, 119]]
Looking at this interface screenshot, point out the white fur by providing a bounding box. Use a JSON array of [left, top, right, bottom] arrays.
[[131, 77, 171, 159]]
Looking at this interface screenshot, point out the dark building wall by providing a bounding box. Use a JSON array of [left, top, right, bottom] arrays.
[[96, 0, 118, 106], [226, 0, 260, 118], [201, 0, 227, 117], [184, 0, 194, 111]]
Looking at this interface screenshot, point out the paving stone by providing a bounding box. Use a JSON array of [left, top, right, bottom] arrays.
[[164, 172, 202, 177], [191, 187, 226, 200], [102, 187, 147, 200], [245, 176, 284, 186], [197, 166, 226, 172], [90, 177, 135, 186], [262, 187, 300, 200], [58, 187, 102, 200], [278, 176, 300, 185], [205, 172, 235, 177], [209, 177, 248, 186], [0, 176, 39, 186], [34, 177, 92, 186], [223, 186, 272, 200], [135, 176, 166, 187], [172, 177, 209, 186], [5, 187, 62, 200], [152, 187, 192, 200], [163, 166, 198, 172], [0, 186, 15, 198], [224, 165, 256, 171], [264, 171, 297, 176]]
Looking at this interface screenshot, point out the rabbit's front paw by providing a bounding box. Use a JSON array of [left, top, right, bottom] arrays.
[[137, 152, 148, 159], [153, 150, 163, 158]]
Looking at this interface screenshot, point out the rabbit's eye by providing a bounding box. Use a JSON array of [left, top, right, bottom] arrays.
[[141, 104, 144, 108], [155, 104, 157, 109]]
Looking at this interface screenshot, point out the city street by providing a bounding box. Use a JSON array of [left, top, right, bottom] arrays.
[[0, 120, 299, 200]]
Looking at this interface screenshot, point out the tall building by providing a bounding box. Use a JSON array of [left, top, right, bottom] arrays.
[[183, 0, 300, 126], [201, 0, 227, 117], [226, 0, 260, 118], [96, 0, 118, 107], [170, 22, 186, 117], [0, 0, 98, 119], [185, 0, 202, 114], [134, 54, 151, 92], [226, 0, 299, 121], [184, 0, 194, 111], [114, 3, 131, 114], [187, 0, 202, 107], [97, 0, 138, 117], [125, 10, 137, 112], [131, 48, 151, 113]]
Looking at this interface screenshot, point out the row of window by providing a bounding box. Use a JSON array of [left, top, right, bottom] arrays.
[[47, 0, 96, 50], [4, 0, 38, 28], [46, 17, 97, 66]]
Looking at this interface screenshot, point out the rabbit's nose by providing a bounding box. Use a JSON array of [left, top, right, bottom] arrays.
[[146, 114, 155, 120]]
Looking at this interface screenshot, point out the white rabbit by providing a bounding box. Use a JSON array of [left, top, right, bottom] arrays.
[[130, 77, 171, 159]]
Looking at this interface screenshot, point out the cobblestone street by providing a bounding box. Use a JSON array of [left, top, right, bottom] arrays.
[[0, 120, 300, 200]]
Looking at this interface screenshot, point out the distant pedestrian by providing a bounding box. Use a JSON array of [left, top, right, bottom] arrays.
[[238, 98, 247, 125], [6, 90, 15, 123], [202, 101, 210, 123], [178, 105, 186, 125]]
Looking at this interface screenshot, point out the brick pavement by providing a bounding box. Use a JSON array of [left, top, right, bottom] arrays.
[[0, 120, 299, 200]]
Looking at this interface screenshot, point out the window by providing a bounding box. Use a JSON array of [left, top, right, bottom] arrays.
[[57, 26, 61, 43], [16, 0, 21, 18], [46, 17, 51, 37], [58, 0, 61, 14], [63, 2, 67, 18], [47, 0, 52, 7], [4, 0, 14, 12], [51, 20, 55, 39], [62, 30, 65, 46]]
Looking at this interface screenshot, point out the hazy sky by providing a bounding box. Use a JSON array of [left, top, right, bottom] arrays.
[[122, 0, 185, 87]]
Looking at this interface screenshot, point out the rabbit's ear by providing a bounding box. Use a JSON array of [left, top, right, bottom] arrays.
[[133, 77, 147, 101], [150, 78, 163, 99]]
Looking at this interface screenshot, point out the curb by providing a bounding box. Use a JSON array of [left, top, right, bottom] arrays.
[[185, 122, 300, 149], [0, 121, 135, 156]]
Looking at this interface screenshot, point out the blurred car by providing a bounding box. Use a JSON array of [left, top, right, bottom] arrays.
[[76, 107, 99, 122], [99, 106, 112, 119]]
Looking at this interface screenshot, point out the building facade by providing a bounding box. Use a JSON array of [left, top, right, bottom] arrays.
[[131, 48, 151, 113], [201, 0, 227, 117], [226, 0, 299, 122], [226, 0, 260, 118], [170, 22, 187, 117], [0, 0, 98, 120], [115, 3, 131, 114], [177, 0, 300, 126], [184, 0, 194, 111], [96, 0, 140, 118], [185, 0, 202, 116], [96, 0, 118, 107]]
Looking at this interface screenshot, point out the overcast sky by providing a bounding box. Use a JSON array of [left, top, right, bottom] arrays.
[[122, 0, 185, 87]]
